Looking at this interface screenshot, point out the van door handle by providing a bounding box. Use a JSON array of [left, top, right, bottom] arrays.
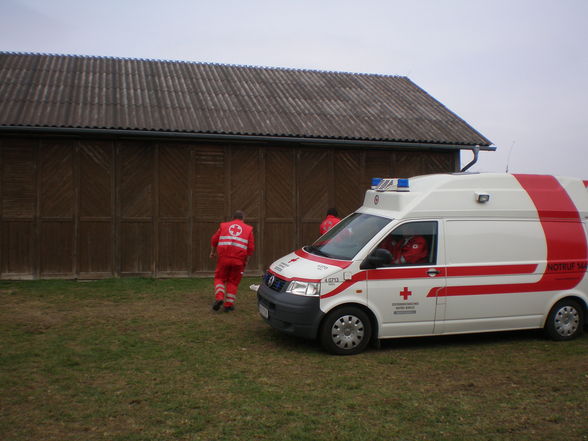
[[427, 269, 440, 277]]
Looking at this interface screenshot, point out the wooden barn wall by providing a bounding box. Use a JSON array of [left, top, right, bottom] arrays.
[[0, 136, 457, 279]]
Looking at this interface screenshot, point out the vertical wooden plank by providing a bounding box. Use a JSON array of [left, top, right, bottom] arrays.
[[192, 144, 226, 274], [0, 140, 2, 276], [39, 140, 75, 218], [114, 140, 121, 277], [39, 139, 75, 277], [297, 148, 329, 247], [79, 141, 114, 217], [188, 146, 194, 275], [73, 141, 79, 278], [1, 222, 34, 277], [158, 144, 190, 275], [0, 139, 36, 278], [263, 147, 296, 269], [34, 140, 40, 279], [258, 146, 265, 274], [79, 140, 114, 277], [230, 145, 261, 271], [153, 144, 159, 277], [2, 140, 36, 218], [118, 140, 154, 275], [334, 149, 363, 218], [230, 146, 260, 218]]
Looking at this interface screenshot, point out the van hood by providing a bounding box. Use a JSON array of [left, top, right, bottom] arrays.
[[268, 248, 353, 282]]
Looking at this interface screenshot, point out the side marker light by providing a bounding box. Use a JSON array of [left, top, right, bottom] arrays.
[[476, 192, 491, 203]]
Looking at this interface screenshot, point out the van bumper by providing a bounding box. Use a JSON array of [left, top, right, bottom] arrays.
[[257, 284, 324, 340]]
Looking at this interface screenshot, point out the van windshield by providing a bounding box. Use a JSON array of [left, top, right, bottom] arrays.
[[307, 213, 392, 260]]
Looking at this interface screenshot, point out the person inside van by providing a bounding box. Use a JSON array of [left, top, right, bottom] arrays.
[[378, 233, 429, 265]]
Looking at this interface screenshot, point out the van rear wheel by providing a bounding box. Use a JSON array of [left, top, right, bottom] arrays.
[[545, 299, 584, 341], [320, 306, 371, 355]]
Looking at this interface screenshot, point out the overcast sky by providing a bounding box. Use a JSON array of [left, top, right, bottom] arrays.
[[1, 0, 587, 177]]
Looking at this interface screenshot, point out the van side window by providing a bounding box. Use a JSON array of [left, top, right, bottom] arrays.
[[376, 221, 437, 266]]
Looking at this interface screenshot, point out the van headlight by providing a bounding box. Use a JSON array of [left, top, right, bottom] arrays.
[[286, 281, 321, 297]]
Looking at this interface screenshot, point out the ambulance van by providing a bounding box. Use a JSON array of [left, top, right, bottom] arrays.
[[256, 173, 588, 355]]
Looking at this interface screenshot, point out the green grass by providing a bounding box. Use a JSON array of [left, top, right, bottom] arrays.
[[1, 278, 587, 441]]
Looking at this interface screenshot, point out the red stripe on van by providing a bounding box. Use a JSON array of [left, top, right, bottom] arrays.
[[446, 264, 537, 277], [294, 248, 352, 269], [321, 264, 540, 299]]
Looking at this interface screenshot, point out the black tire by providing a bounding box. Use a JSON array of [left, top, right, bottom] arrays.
[[545, 299, 584, 341], [319, 306, 372, 355]]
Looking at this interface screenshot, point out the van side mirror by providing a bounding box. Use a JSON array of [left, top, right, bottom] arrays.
[[360, 248, 392, 269]]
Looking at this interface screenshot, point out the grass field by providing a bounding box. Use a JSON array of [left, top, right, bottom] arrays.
[[1, 278, 587, 441]]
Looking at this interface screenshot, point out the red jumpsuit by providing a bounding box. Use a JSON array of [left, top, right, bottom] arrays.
[[211, 220, 255, 307], [320, 215, 341, 235]]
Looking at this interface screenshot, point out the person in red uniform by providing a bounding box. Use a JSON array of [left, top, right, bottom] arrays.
[[210, 210, 255, 312], [379, 234, 429, 265], [320, 208, 341, 235]]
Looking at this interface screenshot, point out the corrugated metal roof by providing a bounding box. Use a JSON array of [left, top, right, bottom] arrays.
[[0, 52, 491, 146]]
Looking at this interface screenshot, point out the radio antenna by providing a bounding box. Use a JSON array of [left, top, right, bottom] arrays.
[[505, 141, 516, 173]]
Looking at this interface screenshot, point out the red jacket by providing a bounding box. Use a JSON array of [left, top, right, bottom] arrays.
[[211, 219, 255, 262], [320, 215, 341, 235]]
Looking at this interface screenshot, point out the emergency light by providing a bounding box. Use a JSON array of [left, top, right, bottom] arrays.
[[373, 178, 410, 192]]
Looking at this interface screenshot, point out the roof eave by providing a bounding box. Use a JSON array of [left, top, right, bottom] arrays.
[[0, 126, 496, 151]]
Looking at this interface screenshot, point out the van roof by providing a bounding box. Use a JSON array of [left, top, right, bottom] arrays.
[[359, 173, 588, 220]]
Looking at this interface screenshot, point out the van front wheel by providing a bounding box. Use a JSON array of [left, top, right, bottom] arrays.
[[545, 299, 584, 341], [320, 306, 372, 355]]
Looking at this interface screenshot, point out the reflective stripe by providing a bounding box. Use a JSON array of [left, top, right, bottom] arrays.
[[226, 293, 236, 301], [219, 235, 249, 244], [218, 241, 248, 250]]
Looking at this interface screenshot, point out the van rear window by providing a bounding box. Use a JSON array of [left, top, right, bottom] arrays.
[[308, 213, 392, 260]]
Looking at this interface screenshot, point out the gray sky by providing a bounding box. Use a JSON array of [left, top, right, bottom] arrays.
[[1, 0, 587, 177]]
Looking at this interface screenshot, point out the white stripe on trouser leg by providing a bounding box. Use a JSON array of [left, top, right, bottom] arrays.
[[215, 284, 225, 294], [226, 293, 236, 302]]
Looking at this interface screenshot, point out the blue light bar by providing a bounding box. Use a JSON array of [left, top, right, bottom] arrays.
[[371, 178, 382, 189], [396, 178, 410, 192]]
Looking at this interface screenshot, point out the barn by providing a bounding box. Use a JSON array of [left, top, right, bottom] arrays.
[[0, 52, 493, 279]]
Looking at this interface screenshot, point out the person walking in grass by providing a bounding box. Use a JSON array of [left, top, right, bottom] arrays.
[[209, 210, 255, 312]]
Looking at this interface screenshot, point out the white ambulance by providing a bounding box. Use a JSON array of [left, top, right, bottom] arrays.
[[256, 173, 588, 355]]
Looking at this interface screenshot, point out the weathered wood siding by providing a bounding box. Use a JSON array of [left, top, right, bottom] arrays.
[[0, 136, 457, 279]]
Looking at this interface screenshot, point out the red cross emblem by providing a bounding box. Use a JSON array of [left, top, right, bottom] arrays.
[[400, 287, 412, 300], [229, 224, 243, 236]]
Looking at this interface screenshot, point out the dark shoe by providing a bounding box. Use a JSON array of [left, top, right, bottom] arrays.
[[223, 305, 235, 312], [212, 300, 224, 311]]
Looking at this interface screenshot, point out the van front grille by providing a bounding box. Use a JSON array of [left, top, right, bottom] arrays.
[[263, 272, 288, 292]]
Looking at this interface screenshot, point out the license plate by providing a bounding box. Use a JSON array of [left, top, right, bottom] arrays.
[[258, 303, 269, 319]]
